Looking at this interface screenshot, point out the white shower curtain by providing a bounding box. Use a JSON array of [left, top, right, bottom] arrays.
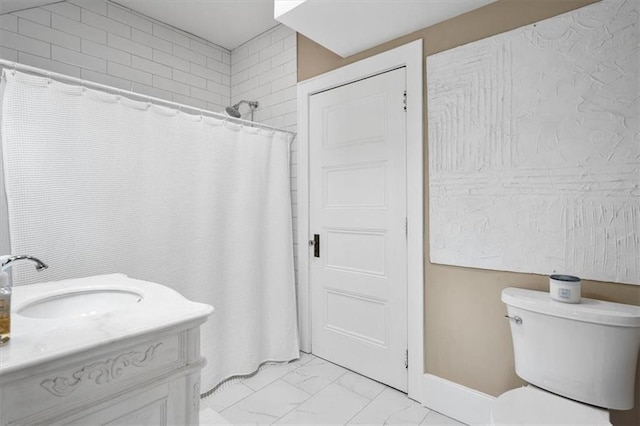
[[0, 70, 299, 391]]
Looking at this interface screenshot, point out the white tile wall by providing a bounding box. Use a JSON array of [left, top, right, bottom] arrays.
[[0, 0, 231, 112], [231, 24, 298, 277], [15, 7, 53, 26]]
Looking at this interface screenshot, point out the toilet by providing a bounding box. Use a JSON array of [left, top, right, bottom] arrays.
[[491, 287, 640, 425]]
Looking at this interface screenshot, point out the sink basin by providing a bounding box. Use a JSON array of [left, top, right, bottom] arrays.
[[18, 289, 143, 319]]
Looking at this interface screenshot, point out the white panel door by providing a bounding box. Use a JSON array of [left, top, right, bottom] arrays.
[[309, 68, 407, 391]]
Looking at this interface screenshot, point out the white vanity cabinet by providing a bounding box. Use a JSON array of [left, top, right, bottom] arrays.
[[0, 274, 213, 426]]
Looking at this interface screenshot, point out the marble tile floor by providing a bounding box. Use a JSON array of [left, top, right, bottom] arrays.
[[200, 352, 466, 425]]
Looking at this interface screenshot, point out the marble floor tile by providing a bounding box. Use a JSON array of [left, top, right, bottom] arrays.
[[297, 351, 316, 365], [200, 352, 467, 426], [336, 371, 386, 400], [349, 387, 431, 425], [280, 352, 317, 373], [200, 407, 231, 425], [242, 361, 302, 391], [276, 383, 370, 425], [220, 379, 310, 425], [201, 382, 254, 412], [420, 410, 466, 425], [282, 356, 347, 395]]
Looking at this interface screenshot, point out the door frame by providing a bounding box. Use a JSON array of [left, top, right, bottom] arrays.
[[296, 40, 424, 402]]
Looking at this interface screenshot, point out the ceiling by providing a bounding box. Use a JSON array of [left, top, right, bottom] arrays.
[[2, 1, 500, 55], [111, 0, 279, 51], [0, 1, 55, 15], [275, 0, 499, 57], [0, 0, 280, 51]]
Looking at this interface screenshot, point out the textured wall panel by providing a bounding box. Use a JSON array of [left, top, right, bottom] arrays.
[[427, 0, 639, 284]]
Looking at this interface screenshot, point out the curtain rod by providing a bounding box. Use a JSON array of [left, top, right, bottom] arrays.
[[0, 59, 297, 139]]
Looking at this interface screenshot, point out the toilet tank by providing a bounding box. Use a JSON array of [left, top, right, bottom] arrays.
[[502, 287, 640, 410]]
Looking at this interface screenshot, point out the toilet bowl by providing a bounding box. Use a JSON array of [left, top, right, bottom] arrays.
[[493, 287, 640, 425], [490, 385, 610, 425]]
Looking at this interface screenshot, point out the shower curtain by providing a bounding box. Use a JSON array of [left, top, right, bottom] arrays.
[[0, 70, 299, 391]]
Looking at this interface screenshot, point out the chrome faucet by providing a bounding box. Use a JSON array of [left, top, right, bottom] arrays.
[[0, 255, 49, 272]]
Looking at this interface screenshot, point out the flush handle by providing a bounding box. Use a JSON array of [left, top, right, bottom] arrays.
[[504, 315, 522, 325]]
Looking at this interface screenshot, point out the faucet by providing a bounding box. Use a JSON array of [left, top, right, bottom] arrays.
[[0, 255, 49, 272]]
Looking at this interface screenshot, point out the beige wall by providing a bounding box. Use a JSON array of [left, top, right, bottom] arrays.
[[297, 1, 640, 424]]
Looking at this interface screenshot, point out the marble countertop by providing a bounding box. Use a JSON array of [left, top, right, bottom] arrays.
[[0, 274, 214, 376]]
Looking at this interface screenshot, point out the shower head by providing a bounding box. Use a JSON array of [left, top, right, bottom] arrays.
[[225, 105, 242, 118], [225, 100, 259, 119]]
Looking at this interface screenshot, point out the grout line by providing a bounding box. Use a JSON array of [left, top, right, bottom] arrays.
[[4, 0, 65, 16], [107, 0, 230, 53], [266, 355, 336, 424], [208, 381, 255, 414], [267, 362, 331, 424], [330, 365, 388, 425], [232, 23, 284, 52], [207, 358, 415, 425], [215, 384, 254, 415], [212, 354, 312, 416], [417, 409, 432, 425], [6, 22, 232, 95], [270, 395, 309, 424], [344, 391, 378, 425], [280, 357, 359, 423]]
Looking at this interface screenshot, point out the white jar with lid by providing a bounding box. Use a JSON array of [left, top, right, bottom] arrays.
[[549, 274, 581, 303]]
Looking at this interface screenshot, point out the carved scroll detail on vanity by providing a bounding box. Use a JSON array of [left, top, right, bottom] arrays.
[[40, 343, 163, 397]]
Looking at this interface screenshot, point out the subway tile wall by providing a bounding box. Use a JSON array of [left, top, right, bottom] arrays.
[[0, 1, 300, 280], [0, 0, 231, 112], [231, 25, 299, 277]]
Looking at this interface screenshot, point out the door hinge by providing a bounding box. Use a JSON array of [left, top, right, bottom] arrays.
[[405, 349, 409, 369], [403, 90, 407, 112]]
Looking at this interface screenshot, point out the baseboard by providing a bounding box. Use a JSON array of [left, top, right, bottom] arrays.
[[422, 374, 496, 425]]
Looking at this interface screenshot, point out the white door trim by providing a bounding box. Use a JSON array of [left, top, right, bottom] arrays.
[[296, 40, 424, 402]]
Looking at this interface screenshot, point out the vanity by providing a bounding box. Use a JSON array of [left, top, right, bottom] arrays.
[[0, 274, 213, 425]]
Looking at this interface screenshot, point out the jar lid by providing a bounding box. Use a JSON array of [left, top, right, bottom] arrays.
[[550, 274, 580, 282]]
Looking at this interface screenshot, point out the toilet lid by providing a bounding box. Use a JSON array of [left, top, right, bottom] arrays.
[[491, 386, 611, 425]]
